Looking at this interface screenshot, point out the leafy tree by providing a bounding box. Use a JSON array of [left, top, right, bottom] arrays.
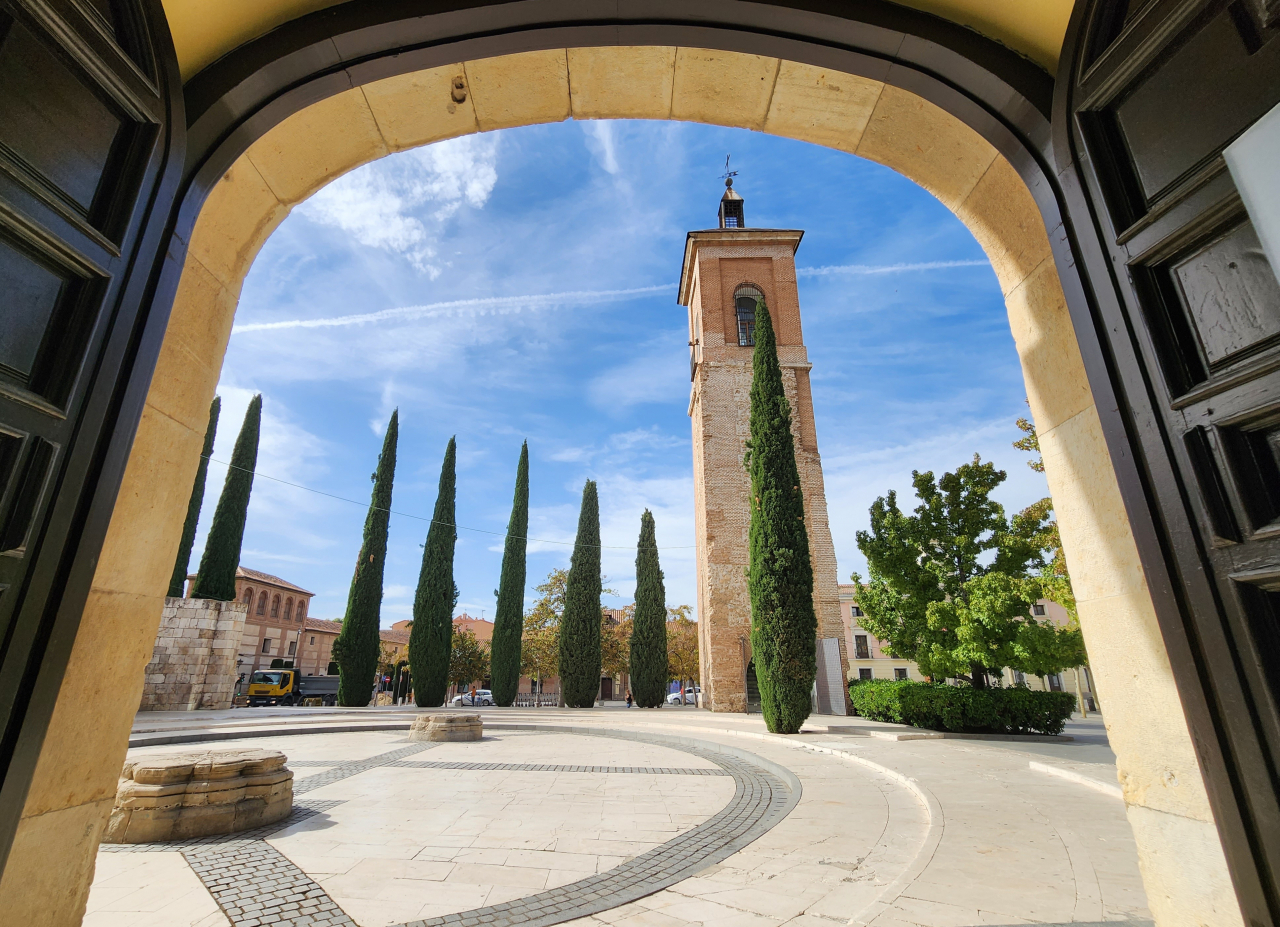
[[522, 568, 566, 694], [410, 437, 458, 707], [192, 395, 261, 601], [490, 442, 529, 705], [744, 299, 816, 734], [449, 628, 491, 690], [853, 454, 1083, 687], [601, 612, 631, 684], [666, 608, 699, 700], [332, 410, 398, 706], [1014, 416, 1077, 621], [629, 510, 669, 707], [169, 397, 220, 597], [559, 481, 603, 707]]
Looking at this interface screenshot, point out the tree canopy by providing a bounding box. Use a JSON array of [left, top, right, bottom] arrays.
[[853, 453, 1084, 686]]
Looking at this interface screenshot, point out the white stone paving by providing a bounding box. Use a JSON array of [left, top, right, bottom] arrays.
[[87, 711, 1151, 927]]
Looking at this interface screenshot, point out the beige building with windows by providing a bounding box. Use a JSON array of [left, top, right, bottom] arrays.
[[838, 583, 1097, 708], [185, 567, 315, 678]]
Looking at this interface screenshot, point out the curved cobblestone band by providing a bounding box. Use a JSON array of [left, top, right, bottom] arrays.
[[104, 726, 801, 927]]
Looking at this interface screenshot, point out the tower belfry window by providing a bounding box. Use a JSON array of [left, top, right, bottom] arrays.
[[735, 284, 763, 346], [718, 177, 745, 228]]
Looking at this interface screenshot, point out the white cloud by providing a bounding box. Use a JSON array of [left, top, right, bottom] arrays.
[[583, 121, 621, 175], [296, 135, 500, 276], [797, 259, 988, 277]]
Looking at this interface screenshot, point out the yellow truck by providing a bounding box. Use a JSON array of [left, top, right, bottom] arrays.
[[246, 670, 338, 706]]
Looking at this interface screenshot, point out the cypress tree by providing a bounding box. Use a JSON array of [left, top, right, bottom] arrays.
[[559, 481, 602, 708], [191, 395, 261, 600], [629, 509, 668, 708], [745, 299, 817, 734], [333, 410, 399, 707], [490, 442, 529, 706], [169, 397, 221, 597], [410, 437, 457, 707]]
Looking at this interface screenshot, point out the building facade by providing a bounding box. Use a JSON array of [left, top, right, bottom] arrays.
[[185, 567, 315, 679], [680, 182, 847, 714]]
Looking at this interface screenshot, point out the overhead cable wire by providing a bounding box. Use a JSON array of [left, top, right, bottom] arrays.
[[201, 455, 695, 550]]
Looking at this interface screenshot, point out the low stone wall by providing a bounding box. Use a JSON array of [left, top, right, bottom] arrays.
[[410, 713, 483, 741], [139, 598, 248, 711]]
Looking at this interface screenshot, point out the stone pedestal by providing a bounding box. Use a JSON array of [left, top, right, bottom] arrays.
[[409, 713, 482, 742], [139, 597, 248, 711], [103, 748, 292, 843]]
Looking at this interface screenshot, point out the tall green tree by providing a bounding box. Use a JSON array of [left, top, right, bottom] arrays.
[[559, 481, 602, 708], [853, 454, 1083, 686], [745, 299, 816, 734], [169, 397, 221, 597], [332, 410, 398, 706], [410, 437, 458, 707], [629, 510, 668, 708], [192, 395, 261, 601], [490, 442, 529, 706], [449, 628, 491, 692]]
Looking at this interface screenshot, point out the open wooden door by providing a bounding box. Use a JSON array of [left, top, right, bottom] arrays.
[[0, 0, 184, 870], [1057, 1, 1280, 922]]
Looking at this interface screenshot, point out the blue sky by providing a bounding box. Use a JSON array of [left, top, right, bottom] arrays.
[[193, 119, 1049, 625]]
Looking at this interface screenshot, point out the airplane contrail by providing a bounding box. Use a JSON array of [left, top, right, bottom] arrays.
[[796, 259, 988, 277], [231, 284, 676, 334]]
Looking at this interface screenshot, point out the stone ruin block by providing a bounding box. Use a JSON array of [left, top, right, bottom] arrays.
[[103, 748, 293, 843], [409, 713, 483, 742]]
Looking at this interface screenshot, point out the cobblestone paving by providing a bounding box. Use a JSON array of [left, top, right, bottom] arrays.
[[99, 732, 795, 927], [386, 760, 728, 775]]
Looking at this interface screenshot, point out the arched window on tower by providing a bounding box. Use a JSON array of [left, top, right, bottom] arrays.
[[257, 592, 268, 616], [734, 284, 763, 347], [283, 598, 293, 622], [270, 595, 281, 618], [296, 601, 306, 622]]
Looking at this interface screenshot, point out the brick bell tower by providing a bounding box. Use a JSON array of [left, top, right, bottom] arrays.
[[679, 178, 849, 714]]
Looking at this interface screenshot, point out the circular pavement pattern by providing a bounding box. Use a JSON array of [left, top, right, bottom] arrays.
[[102, 728, 800, 927]]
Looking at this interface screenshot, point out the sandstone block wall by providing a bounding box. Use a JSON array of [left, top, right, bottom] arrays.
[[139, 598, 248, 711]]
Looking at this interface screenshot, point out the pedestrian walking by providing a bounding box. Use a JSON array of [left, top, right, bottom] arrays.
[[625, 690, 633, 708]]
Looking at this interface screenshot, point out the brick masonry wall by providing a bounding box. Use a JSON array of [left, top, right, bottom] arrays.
[[687, 234, 848, 713], [139, 598, 248, 711]]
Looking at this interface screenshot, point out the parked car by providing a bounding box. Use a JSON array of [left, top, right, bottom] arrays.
[[665, 687, 701, 705], [450, 689, 494, 707]]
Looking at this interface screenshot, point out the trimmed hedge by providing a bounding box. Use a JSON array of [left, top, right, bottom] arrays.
[[848, 679, 1076, 735]]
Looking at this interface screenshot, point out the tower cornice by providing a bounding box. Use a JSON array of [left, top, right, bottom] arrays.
[[677, 229, 804, 306]]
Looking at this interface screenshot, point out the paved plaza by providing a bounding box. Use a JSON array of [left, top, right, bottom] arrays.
[[85, 709, 1150, 927]]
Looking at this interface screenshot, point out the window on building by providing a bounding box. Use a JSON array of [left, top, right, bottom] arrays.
[[1048, 673, 1063, 691], [894, 667, 909, 681], [256, 592, 268, 615], [242, 587, 253, 605], [850, 605, 863, 617], [261, 638, 271, 653], [854, 634, 870, 660], [734, 284, 763, 346], [296, 601, 306, 621], [309, 636, 316, 645], [1014, 671, 1026, 685], [858, 668, 873, 681], [1032, 603, 1046, 616], [288, 640, 297, 656], [283, 598, 293, 621], [270, 595, 280, 618]]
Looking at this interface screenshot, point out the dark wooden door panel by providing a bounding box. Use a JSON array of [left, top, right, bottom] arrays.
[[1062, 0, 1280, 922], [0, 0, 182, 875]]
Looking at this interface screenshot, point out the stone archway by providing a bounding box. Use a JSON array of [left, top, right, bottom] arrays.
[[0, 47, 1239, 927]]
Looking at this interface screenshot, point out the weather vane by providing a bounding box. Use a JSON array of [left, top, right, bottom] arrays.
[[720, 154, 738, 187]]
